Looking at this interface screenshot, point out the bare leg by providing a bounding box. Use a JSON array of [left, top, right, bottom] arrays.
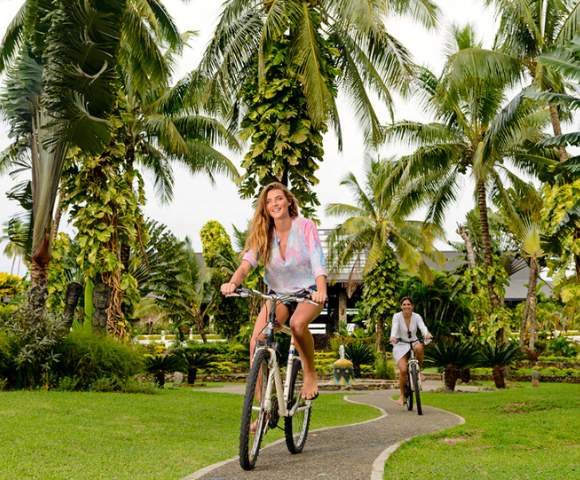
[[289, 303, 323, 400], [249, 302, 289, 414], [397, 357, 408, 406], [413, 343, 425, 382]]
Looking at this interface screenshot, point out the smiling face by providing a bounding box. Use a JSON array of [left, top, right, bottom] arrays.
[[401, 299, 413, 316], [266, 188, 290, 220]]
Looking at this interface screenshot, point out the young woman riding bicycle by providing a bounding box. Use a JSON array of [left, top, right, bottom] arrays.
[[390, 297, 432, 406], [220, 182, 327, 401]]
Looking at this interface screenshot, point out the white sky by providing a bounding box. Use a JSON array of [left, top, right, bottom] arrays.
[[0, 0, 502, 274]]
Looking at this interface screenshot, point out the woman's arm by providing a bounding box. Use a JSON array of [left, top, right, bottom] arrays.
[[416, 314, 432, 339], [220, 260, 253, 295], [390, 313, 399, 343]]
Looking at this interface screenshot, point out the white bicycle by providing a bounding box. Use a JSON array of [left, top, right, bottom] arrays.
[[229, 287, 316, 470]]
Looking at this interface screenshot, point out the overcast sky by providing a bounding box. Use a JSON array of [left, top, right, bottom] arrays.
[[0, 0, 501, 274]]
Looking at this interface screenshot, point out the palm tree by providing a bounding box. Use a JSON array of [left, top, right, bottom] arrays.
[[382, 25, 558, 313], [486, 0, 580, 162], [326, 157, 443, 351], [199, 0, 439, 209], [0, 0, 128, 309], [494, 183, 545, 351]]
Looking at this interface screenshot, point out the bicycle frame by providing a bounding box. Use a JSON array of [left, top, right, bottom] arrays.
[[237, 288, 315, 418]]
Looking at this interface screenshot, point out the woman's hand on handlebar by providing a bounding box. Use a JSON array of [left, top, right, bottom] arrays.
[[310, 290, 327, 305], [220, 282, 237, 296], [390, 336, 398, 345]]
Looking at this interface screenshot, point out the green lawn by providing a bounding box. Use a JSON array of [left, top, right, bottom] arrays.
[[384, 383, 580, 480], [0, 387, 379, 480]]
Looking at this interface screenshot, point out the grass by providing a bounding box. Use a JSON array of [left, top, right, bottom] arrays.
[[0, 387, 379, 480], [384, 383, 580, 479]]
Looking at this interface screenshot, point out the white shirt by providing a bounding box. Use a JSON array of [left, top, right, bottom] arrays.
[[390, 312, 429, 342]]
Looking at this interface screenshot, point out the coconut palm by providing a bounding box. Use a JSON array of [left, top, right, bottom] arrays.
[[494, 182, 546, 351], [486, 0, 580, 162], [382, 25, 558, 311], [199, 0, 438, 211], [326, 157, 444, 350]]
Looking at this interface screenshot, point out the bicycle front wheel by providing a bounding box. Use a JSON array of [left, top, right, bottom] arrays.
[[404, 375, 413, 411], [409, 363, 422, 415], [284, 358, 311, 454], [239, 348, 270, 470]]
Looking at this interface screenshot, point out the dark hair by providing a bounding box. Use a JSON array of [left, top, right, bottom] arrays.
[[400, 296, 413, 306]]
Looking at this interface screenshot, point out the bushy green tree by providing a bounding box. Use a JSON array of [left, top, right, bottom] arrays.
[[200, 221, 248, 339]]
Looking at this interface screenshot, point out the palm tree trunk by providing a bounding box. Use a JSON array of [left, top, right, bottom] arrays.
[[29, 234, 51, 310], [548, 105, 569, 163], [457, 225, 476, 268], [526, 257, 539, 352], [51, 190, 64, 243], [492, 365, 506, 389], [476, 180, 501, 309]]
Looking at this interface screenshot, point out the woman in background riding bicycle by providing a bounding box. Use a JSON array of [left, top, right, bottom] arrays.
[[220, 182, 327, 401], [390, 297, 432, 406]]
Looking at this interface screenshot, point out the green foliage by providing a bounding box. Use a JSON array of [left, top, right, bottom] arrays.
[[54, 328, 144, 390], [356, 247, 401, 349], [0, 303, 68, 388], [461, 263, 512, 341], [144, 352, 185, 388], [46, 233, 82, 314], [62, 130, 146, 335], [200, 221, 247, 339], [239, 36, 337, 217], [374, 352, 395, 380], [0, 272, 24, 299], [478, 340, 522, 367], [546, 336, 577, 358], [398, 272, 473, 338], [344, 341, 375, 377], [425, 338, 479, 391]]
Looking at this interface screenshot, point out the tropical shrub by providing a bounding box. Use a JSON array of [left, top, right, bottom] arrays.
[[0, 304, 67, 389], [0, 272, 24, 299], [374, 352, 395, 380], [477, 341, 522, 389], [144, 351, 184, 388], [345, 342, 375, 377], [174, 344, 213, 384], [54, 328, 144, 390], [546, 336, 577, 358], [425, 338, 479, 391]]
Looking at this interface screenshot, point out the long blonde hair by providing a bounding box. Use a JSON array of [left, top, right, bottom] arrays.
[[244, 182, 299, 266]]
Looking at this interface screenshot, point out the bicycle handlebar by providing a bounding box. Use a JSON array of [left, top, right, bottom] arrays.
[[226, 287, 320, 306], [394, 337, 432, 346]]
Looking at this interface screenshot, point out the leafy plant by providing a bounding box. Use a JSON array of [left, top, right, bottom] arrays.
[[478, 341, 522, 389], [546, 336, 577, 358], [174, 345, 213, 384], [425, 338, 479, 391], [144, 352, 184, 388], [54, 328, 144, 390], [344, 342, 375, 377]]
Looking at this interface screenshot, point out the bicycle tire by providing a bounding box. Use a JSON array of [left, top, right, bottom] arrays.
[[404, 375, 413, 411], [284, 358, 311, 453], [410, 363, 422, 415], [239, 348, 270, 470]]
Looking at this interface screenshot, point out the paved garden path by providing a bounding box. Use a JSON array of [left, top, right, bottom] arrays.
[[185, 385, 464, 480]]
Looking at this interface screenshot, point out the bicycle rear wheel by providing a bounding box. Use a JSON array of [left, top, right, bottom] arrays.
[[409, 363, 422, 415], [284, 358, 311, 453], [239, 348, 270, 470]]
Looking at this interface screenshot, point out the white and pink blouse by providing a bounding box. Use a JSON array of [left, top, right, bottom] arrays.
[[242, 217, 327, 294]]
